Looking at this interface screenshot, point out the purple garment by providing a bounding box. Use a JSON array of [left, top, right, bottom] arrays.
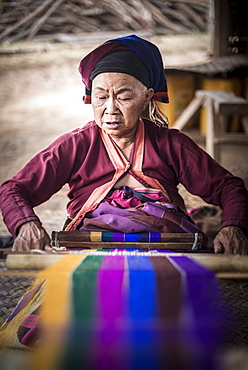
[[0, 119, 248, 236], [80, 203, 159, 233], [79, 202, 207, 247]]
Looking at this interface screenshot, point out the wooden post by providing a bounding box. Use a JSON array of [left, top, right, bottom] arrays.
[[205, 97, 215, 159], [213, 0, 230, 57], [172, 94, 205, 131], [213, 0, 248, 57]]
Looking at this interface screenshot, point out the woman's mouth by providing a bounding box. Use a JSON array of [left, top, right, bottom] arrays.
[[105, 121, 122, 129]]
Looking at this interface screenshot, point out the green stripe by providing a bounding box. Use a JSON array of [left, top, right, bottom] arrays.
[[72, 255, 105, 322]]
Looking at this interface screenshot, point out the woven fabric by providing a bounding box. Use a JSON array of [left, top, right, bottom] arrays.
[[89, 231, 161, 242], [30, 252, 223, 370]]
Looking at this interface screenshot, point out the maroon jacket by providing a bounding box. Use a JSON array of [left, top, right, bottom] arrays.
[[1, 118, 248, 236]]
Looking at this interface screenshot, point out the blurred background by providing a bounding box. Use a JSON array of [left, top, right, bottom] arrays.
[[0, 0, 248, 236]]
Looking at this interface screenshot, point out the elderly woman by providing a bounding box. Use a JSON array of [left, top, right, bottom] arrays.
[[0, 35, 248, 254]]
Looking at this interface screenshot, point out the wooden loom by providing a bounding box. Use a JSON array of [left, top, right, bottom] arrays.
[[1, 233, 248, 370], [51, 231, 203, 251], [3, 230, 248, 279], [4, 252, 248, 279], [2, 249, 248, 370]]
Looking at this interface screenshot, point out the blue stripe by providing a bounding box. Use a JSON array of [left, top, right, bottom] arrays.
[[127, 255, 160, 370], [125, 233, 139, 242], [100, 232, 162, 242], [149, 233, 161, 242], [127, 255, 156, 320]]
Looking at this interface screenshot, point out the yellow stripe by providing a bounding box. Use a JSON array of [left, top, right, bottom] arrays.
[[90, 232, 101, 242], [133, 187, 170, 200], [38, 254, 85, 326], [31, 254, 87, 370]]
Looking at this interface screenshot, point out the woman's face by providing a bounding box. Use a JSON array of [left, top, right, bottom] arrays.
[[92, 72, 154, 141]]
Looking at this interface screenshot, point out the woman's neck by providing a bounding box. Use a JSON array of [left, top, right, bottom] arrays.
[[111, 129, 135, 147], [112, 138, 133, 161], [110, 131, 136, 160]]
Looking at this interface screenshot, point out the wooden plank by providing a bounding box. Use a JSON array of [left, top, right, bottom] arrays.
[[52, 241, 200, 250], [216, 273, 248, 279], [191, 255, 248, 273], [51, 231, 203, 250], [172, 94, 205, 130], [205, 97, 216, 159], [195, 90, 237, 102], [214, 134, 248, 144], [52, 231, 201, 242], [6, 254, 63, 270], [196, 90, 248, 115], [218, 103, 248, 116], [4, 253, 248, 277]]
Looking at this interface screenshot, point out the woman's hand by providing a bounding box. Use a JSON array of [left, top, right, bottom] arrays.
[[13, 221, 52, 252], [214, 226, 248, 255]]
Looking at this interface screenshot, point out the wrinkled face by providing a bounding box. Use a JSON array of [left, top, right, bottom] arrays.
[[92, 72, 154, 140]]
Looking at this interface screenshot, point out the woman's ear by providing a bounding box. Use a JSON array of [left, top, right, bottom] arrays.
[[143, 88, 154, 109]]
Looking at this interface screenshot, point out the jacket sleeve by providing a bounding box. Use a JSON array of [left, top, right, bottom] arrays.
[[0, 123, 97, 236], [168, 129, 248, 233], [0, 149, 64, 236]]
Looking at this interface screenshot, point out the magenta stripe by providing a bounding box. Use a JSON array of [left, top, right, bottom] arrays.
[[97, 255, 126, 322], [92, 255, 127, 370]]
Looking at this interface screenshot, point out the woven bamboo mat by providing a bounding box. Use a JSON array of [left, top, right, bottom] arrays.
[[217, 279, 248, 348], [0, 261, 36, 326]]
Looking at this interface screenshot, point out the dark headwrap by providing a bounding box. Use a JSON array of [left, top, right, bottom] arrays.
[[79, 34, 169, 127], [90, 50, 150, 88]]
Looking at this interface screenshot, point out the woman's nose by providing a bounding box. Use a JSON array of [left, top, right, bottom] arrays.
[[105, 97, 119, 114]]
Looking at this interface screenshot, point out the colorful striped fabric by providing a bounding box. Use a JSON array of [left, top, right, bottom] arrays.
[[34, 251, 223, 370], [90, 232, 161, 242]]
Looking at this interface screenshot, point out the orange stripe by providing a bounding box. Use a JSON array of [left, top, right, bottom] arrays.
[[132, 120, 170, 200], [99, 129, 129, 170]]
